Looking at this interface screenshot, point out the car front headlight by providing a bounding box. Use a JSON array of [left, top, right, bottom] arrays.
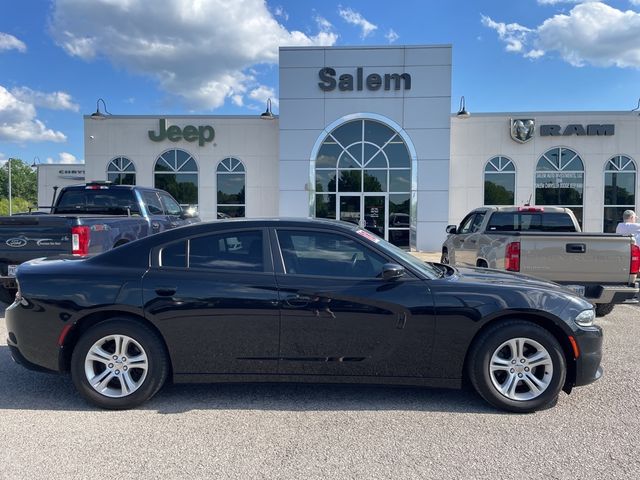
[[575, 309, 595, 327]]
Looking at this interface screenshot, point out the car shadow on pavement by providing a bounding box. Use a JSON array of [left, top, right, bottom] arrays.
[[0, 345, 495, 414]]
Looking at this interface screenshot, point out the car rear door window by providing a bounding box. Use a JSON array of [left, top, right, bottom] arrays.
[[160, 241, 187, 268], [189, 230, 263, 272], [277, 230, 386, 278]]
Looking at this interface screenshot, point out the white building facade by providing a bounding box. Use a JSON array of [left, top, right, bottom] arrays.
[[60, 45, 640, 251]]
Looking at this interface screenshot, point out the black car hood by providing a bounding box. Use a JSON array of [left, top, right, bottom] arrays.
[[453, 265, 564, 289]]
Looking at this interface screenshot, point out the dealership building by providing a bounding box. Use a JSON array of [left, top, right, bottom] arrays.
[[36, 45, 640, 251]]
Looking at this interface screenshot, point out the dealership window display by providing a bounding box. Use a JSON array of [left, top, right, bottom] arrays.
[[107, 157, 136, 185], [216, 157, 246, 218], [314, 119, 411, 247], [535, 147, 584, 225], [603, 155, 636, 233], [484, 156, 515, 206], [153, 149, 198, 208]]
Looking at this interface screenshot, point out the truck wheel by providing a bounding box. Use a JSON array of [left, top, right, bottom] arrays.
[[595, 303, 615, 317], [71, 318, 169, 409], [440, 249, 450, 264], [0, 287, 17, 305], [467, 320, 566, 413]]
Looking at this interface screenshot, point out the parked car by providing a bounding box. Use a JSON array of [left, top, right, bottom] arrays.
[[0, 182, 199, 303], [441, 206, 639, 317], [6, 218, 602, 412]]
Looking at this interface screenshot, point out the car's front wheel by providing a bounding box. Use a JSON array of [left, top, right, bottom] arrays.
[[467, 320, 566, 413], [71, 319, 168, 409]]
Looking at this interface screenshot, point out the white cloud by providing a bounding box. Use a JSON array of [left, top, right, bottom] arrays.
[[249, 85, 278, 109], [50, 0, 337, 110], [631, 0, 640, 6], [338, 6, 377, 38], [0, 86, 67, 143], [483, 2, 640, 68], [45, 152, 83, 164], [385, 29, 399, 44], [273, 5, 289, 21], [10, 87, 79, 112], [481, 15, 534, 54], [0, 32, 27, 53]]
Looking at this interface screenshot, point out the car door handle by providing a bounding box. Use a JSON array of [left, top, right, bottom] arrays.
[[155, 286, 177, 296], [284, 295, 311, 307], [566, 243, 586, 253], [152, 222, 160, 230]]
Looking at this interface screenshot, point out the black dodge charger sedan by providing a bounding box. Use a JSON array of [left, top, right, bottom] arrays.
[[5, 218, 602, 412]]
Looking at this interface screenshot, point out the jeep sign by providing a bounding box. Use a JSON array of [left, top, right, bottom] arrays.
[[148, 119, 215, 146]]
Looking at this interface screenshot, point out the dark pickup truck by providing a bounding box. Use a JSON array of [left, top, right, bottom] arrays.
[[0, 182, 199, 302]]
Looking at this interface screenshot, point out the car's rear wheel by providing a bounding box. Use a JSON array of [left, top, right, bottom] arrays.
[[440, 248, 449, 264], [71, 319, 168, 409], [467, 320, 566, 413]]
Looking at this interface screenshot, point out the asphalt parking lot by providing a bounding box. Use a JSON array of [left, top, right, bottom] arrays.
[[1, 302, 639, 480]]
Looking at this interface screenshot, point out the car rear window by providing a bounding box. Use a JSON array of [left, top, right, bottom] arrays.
[[487, 212, 577, 232], [55, 188, 140, 215]]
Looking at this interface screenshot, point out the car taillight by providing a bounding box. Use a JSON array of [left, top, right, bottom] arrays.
[[71, 226, 90, 255], [631, 244, 640, 274], [505, 241, 520, 272]]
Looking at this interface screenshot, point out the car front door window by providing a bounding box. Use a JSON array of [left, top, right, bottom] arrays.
[[276, 230, 386, 278]]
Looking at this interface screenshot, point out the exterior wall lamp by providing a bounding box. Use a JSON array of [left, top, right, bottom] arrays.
[[90, 98, 111, 120], [456, 96, 470, 118], [260, 98, 275, 120]]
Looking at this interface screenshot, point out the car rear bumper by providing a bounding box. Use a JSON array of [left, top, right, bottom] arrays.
[[5, 301, 63, 373], [583, 285, 638, 304], [573, 325, 603, 387]]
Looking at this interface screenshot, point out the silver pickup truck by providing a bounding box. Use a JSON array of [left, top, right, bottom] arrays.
[[441, 206, 639, 316]]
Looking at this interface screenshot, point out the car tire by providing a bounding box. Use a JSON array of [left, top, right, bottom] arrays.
[[0, 287, 16, 304], [440, 249, 449, 264], [595, 303, 615, 317], [71, 318, 168, 409], [467, 320, 566, 413]]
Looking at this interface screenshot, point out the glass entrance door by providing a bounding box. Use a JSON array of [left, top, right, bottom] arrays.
[[338, 194, 387, 239]]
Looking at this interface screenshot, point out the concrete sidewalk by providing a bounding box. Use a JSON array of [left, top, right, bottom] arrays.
[[410, 251, 442, 262]]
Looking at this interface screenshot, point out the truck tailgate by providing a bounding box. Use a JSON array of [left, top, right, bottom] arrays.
[[0, 216, 72, 276], [519, 234, 632, 284]]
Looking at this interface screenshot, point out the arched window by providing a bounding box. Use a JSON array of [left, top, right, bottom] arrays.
[[216, 157, 246, 218], [314, 118, 412, 247], [535, 147, 584, 225], [604, 155, 636, 232], [153, 149, 198, 208], [107, 157, 136, 185], [484, 156, 515, 205]]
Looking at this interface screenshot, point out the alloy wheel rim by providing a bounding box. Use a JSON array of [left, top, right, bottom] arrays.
[[489, 337, 553, 401], [84, 334, 149, 398]]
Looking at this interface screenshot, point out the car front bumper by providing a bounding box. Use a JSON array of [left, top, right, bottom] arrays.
[[573, 325, 603, 387]]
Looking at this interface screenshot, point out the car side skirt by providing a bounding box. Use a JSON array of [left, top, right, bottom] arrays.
[[172, 373, 462, 389]]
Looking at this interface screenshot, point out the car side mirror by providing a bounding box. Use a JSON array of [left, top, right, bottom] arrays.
[[382, 263, 405, 281], [446, 225, 457, 234]]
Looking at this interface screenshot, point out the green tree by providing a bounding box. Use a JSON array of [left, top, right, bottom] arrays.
[[0, 158, 37, 215]]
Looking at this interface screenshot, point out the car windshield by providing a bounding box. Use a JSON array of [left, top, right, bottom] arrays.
[[357, 229, 443, 279]]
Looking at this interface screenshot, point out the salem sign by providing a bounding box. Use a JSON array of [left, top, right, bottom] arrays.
[[319, 67, 411, 92]]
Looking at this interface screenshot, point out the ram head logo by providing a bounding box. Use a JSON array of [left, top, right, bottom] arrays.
[[510, 118, 535, 144]]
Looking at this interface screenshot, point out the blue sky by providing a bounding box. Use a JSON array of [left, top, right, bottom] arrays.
[[1, 0, 640, 167]]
